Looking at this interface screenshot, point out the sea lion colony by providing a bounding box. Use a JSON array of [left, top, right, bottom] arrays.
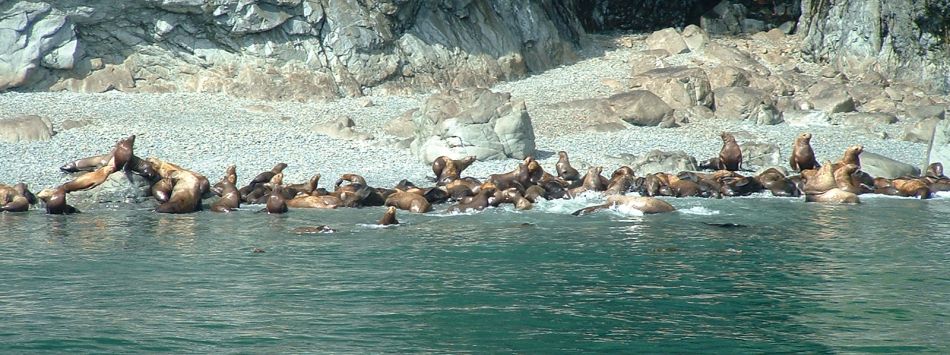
[[3, 133, 949, 223]]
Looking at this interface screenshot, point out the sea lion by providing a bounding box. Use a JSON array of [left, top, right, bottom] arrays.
[[789, 133, 820, 172], [804, 163, 861, 204], [212, 165, 238, 195], [447, 183, 497, 212], [572, 195, 676, 215], [285, 174, 321, 197], [155, 170, 204, 214], [250, 163, 288, 186], [151, 177, 174, 203], [378, 206, 399, 225], [210, 178, 240, 213], [265, 175, 288, 214], [802, 161, 837, 195], [385, 190, 432, 213], [503, 188, 532, 210], [570, 166, 607, 196], [287, 194, 341, 209], [833, 145, 863, 171], [60, 163, 117, 193], [432, 155, 476, 184], [487, 162, 530, 191], [718, 132, 742, 171], [556, 151, 581, 181], [756, 168, 800, 197], [891, 178, 932, 199], [37, 188, 79, 215], [59, 154, 110, 173], [927, 162, 946, 178]]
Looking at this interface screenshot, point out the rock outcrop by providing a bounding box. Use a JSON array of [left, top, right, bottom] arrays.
[[0, 1, 586, 100], [0, 115, 55, 142], [409, 88, 535, 163], [800, 0, 950, 92]]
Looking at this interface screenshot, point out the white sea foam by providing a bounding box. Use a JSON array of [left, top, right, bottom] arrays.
[[678, 206, 720, 215]]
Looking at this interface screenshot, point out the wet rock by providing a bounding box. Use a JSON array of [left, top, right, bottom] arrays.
[[67, 171, 152, 206], [860, 152, 920, 179], [646, 27, 689, 55], [410, 88, 535, 163], [606, 90, 674, 127], [0, 115, 55, 142], [632, 66, 712, 110]]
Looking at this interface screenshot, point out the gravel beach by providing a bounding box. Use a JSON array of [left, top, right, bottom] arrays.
[[0, 34, 934, 194]]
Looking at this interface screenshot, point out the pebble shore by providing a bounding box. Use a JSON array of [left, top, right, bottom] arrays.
[[0, 35, 932, 192]]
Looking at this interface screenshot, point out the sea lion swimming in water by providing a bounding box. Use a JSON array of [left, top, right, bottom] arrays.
[[385, 189, 432, 213], [718, 132, 742, 171], [447, 183, 497, 213], [572, 195, 676, 215], [789, 133, 820, 172], [378, 206, 399, 225]]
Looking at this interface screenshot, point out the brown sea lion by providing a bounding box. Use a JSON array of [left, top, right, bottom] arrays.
[[37, 188, 79, 215], [432, 155, 477, 184], [927, 162, 946, 178], [378, 206, 399, 225], [265, 175, 288, 214], [155, 170, 204, 214], [151, 177, 174, 203], [286, 174, 321, 197], [891, 178, 932, 199], [833, 145, 863, 171], [250, 163, 288, 186], [718, 132, 742, 171], [805, 163, 861, 203], [487, 162, 530, 191], [756, 168, 800, 197], [59, 154, 110, 173], [802, 161, 837, 195], [61, 163, 117, 193], [210, 179, 241, 213], [570, 166, 607, 196], [556, 151, 581, 181], [287, 194, 341, 209], [212, 165, 238, 195], [385, 190, 432, 213], [789, 133, 820, 172], [504, 188, 533, 210], [447, 184, 497, 212], [572, 195, 676, 215]]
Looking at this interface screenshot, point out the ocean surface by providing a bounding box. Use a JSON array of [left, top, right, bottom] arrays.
[[1, 195, 948, 353]]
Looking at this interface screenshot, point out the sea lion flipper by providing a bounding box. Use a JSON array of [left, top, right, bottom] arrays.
[[572, 204, 608, 216]]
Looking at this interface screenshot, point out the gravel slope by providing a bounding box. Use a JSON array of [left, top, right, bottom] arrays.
[[0, 35, 933, 193]]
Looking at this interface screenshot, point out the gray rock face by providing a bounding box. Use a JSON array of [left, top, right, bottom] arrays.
[[0, 115, 54, 142], [66, 171, 152, 206], [860, 152, 920, 179], [632, 66, 713, 110], [927, 119, 950, 168], [1, 1, 585, 100], [409, 88, 535, 163], [800, 0, 950, 92], [0, 2, 81, 90]]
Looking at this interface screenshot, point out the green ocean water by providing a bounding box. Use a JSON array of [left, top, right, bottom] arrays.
[[1, 195, 948, 353]]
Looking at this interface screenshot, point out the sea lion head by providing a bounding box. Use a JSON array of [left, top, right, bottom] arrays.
[[799, 132, 812, 142], [272, 163, 288, 173]]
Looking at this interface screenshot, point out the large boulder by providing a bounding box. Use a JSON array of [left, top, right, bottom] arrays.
[[712, 87, 781, 125], [783, 110, 832, 127], [410, 88, 535, 163], [739, 142, 782, 169], [808, 87, 856, 114], [860, 152, 920, 179], [632, 66, 713, 110], [621, 150, 698, 175], [645, 27, 689, 55], [606, 90, 674, 127], [927, 119, 950, 169], [902, 117, 941, 143], [707, 65, 751, 90], [0, 115, 54, 142]]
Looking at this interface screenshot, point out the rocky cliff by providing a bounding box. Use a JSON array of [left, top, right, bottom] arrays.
[[800, 0, 950, 92], [0, 0, 585, 100]]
